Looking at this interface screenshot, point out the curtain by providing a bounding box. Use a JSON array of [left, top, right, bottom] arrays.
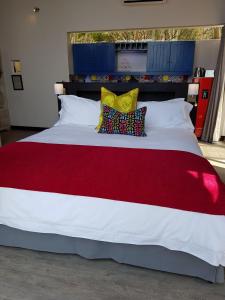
[[213, 85, 225, 141], [222, 100, 225, 136], [201, 25, 225, 143]]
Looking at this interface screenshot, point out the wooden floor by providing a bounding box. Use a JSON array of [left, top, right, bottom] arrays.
[[0, 128, 41, 145], [199, 141, 225, 183], [0, 245, 224, 300]]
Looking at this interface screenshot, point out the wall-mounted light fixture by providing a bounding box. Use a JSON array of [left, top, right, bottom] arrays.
[[33, 7, 40, 13], [11, 60, 22, 74], [54, 83, 64, 112], [54, 83, 64, 95], [188, 83, 199, 104]]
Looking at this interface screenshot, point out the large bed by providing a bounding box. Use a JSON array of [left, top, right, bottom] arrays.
[[0, 82, 224, 283]]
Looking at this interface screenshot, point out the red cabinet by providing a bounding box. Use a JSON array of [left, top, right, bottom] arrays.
[[193, 77, 214, 138]]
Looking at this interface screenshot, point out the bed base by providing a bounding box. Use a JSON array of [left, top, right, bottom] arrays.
[[0, 225, 223, 283]]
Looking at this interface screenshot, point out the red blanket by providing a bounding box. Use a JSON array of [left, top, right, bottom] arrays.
[[0, 142, 225, 215]]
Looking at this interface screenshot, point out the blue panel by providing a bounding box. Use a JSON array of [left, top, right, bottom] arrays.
[[169, 41, 195, 75], [73, 41, 195, 76], [73, 43, 115, 75], [147, 42, 170, 74], [73, 44, 92, 74], [92, 44, 115, 73]]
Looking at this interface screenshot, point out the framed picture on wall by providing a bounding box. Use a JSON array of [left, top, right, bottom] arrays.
[[11, 75, 24, 90]]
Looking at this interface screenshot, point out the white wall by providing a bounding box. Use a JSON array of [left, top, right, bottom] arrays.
[[194, 40, 221, 70], [0, 0, 225, 127]]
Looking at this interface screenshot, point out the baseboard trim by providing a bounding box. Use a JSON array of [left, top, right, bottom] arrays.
[[10, 126, 47, 131]]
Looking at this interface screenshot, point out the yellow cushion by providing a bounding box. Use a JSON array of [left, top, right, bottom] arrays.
[[96, 87, 139, 130]]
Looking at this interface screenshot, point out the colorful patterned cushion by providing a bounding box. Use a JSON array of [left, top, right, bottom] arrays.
[[96, 87, 139, 130], [98, 105, 147, 137]]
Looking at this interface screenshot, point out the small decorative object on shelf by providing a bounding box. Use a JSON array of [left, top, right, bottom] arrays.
[[69, 74, 190, 84], [162, 75, 169, 82], [90, 74, 97, 81], [85, 75, 92, 83], [128, 75, 138, 83]]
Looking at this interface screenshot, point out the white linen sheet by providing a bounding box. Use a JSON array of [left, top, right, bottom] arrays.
[[23, 124, 202, 155], [1, 125, 225, 267]]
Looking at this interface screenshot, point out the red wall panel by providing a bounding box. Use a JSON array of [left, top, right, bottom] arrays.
[[193, 77, 214, 138]]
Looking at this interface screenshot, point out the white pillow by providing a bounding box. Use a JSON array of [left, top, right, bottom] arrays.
[[55, 95, 100, 126], [138, 99, 194, 131]]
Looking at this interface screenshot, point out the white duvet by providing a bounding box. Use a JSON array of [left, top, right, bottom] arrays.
[[0, 124, 225, 266]]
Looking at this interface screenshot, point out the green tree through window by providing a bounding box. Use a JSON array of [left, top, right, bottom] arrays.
[[69, 26, 222, 44]]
